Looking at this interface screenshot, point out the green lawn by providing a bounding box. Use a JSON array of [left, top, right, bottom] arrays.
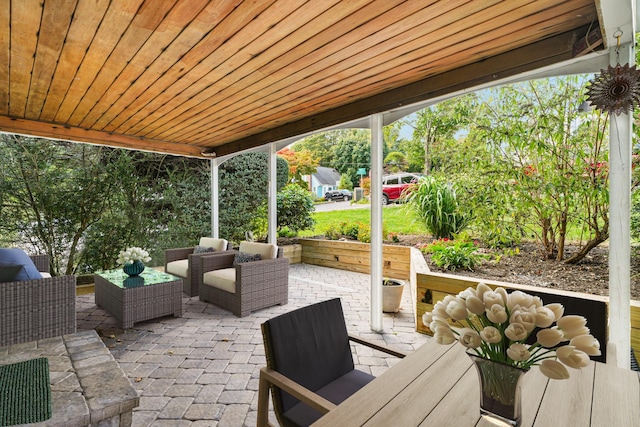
[[299, 204, 428, 237], [299, 203, 591, 245]]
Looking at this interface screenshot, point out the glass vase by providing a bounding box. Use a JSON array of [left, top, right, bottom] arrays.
[[468, 353, 528, 426], [123, 260, 145, 276]]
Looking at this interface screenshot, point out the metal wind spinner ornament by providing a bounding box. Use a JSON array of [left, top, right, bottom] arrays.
[[585, 32, 640, 116]]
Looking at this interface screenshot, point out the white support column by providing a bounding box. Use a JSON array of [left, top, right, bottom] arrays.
[[211, 159, 219, 239], [608, 42, 633, 368], [268, 143, 277, 244], [370, 114, 384, 332]]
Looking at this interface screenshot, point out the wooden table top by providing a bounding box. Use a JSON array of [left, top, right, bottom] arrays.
[[312, 340, 640, 427]]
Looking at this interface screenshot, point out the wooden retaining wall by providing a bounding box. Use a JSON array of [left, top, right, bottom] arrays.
[[298, 238, 411, 280], [281, 244, 302, 264]]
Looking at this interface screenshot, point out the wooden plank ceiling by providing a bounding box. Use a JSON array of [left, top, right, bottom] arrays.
[[0, 0, 602, 158]]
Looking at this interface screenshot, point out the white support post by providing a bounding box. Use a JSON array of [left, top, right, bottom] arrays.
[[211, 159, 219, 239], [268, 143, 277, 244], [370, 114, 384, 332], [608, 43, 633, 368]]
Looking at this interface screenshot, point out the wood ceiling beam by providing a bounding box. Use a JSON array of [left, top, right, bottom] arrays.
[[0, 116, 203, 158], [214, 24, 597, 157]]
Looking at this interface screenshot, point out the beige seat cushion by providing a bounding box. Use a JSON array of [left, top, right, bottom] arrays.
[[166, 259, 189, 278], [40, 272, 52, 278], [199, 237, 228, 251], [238, 241, 278, 260], [203, 268, 236, 293]]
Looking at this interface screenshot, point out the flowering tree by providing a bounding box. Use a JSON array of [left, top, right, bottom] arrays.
[[276, 147, 319, 188]]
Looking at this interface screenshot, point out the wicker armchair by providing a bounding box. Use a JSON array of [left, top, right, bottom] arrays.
[[0, 254, 76, 347], [164, 237, 231, 296], [199, 242, 289, 317]]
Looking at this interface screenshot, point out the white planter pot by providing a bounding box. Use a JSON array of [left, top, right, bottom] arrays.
[[382, 279, 405, 313]]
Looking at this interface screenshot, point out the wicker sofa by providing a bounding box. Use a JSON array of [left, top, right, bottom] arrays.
[[0, 254, 76, 347], [199, 242, 289, 317], [164, 237, 232, 297]]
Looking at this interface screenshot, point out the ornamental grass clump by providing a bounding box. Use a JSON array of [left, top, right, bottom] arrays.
[[422, 282, 601, 379]]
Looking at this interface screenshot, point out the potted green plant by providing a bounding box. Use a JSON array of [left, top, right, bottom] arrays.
[[382, 278, 405, 313]]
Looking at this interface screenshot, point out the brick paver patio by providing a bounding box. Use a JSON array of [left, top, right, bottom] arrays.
[[76, 263, 430, 426]]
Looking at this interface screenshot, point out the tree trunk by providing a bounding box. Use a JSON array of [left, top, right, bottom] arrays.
[[564, 234, 607, 264], [555, 211, 568, 261]]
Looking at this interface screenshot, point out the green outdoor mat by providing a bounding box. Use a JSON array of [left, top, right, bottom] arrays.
[[0, 357, 52, 426]]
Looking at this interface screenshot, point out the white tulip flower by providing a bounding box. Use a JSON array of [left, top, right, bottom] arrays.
[[465, 295, 486, 315], [544, 303, 564, 321], [510, 309, 537, 332], [556, 346, 590, 369], [475, 282, 492, 301], [486, 304, 508, 324], [507, 343, 530, 361], [445, 298, 469, 321], [504, 322, 528, 341], [569, 334, 601, 357], [480, 326, 502, 344], [483, 290, 505, 309], [459, 328, 482, 349], [536, 328, 565, 348], [534, 306, 556, 328], [539, 359, 570, 380], [422, 312, 433, 327]]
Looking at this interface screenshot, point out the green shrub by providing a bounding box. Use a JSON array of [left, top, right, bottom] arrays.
[[276, 184, 315, 234], [417, 237, 455, 254], [406, 176, 469, 239], [429, 240, 485, 271], [322, 220, 386, 243], [342, 222, 360, 240], [277, 226, 297, 238], [324, 223, 342, 240], [219, 153, 289, 242]]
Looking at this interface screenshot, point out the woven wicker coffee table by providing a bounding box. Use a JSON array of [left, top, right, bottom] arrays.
[[94, 268, 183, 329]]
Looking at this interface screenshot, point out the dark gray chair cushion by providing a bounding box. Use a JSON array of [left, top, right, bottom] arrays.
[[232, 252, 262, 266], [193, 245, 215, 254], [283, 369, 374, 426]]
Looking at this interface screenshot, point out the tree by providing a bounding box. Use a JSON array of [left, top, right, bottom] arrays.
[[276, 147, 319, 188], [292, 132, 335, 167], [0, 134, 217, 273], [383, 151, 407, 173], [331, 129, 387, 187], [338, 174, 353, 190], [0, 135, 116, 274], [404, 95, 476, 174]]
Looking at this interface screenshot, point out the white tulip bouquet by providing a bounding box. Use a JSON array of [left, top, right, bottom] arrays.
[[422, 282, 601, 379], [116, 246, 152, 266]]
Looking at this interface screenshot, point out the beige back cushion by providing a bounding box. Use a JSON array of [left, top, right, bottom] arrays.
[[199, 237, 228, 251], [166, 259, 189, 278], [238, 241, 278, 260]]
